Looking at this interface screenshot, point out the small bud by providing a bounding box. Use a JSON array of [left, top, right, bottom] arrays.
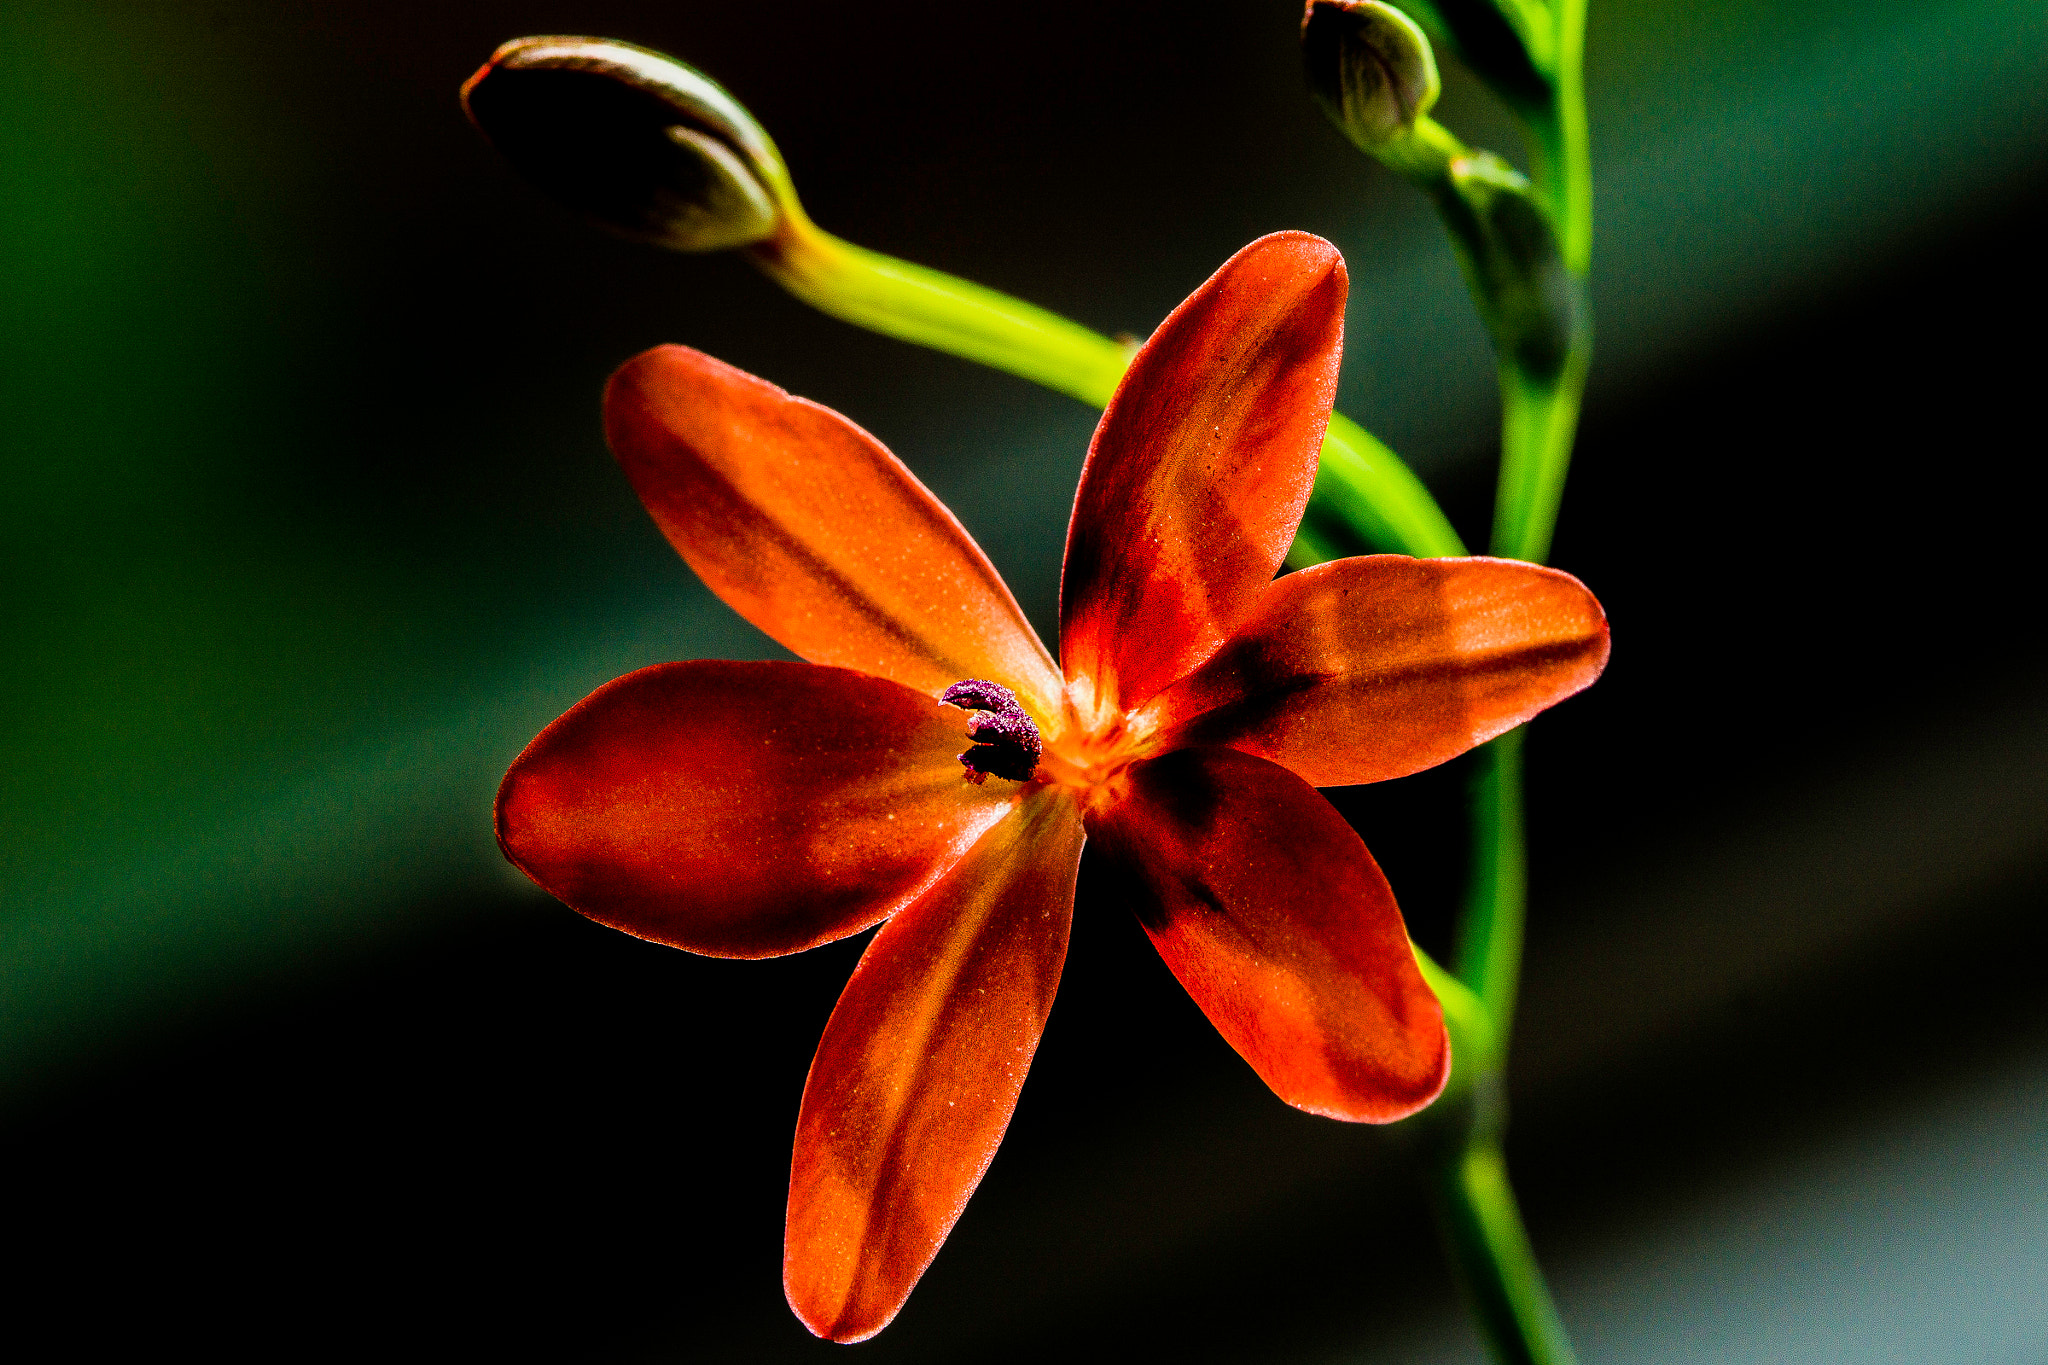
[[1301, 0, 1441, 152], [461, 36, 794, 252]]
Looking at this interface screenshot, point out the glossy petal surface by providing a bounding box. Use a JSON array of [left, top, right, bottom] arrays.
[[606, 345, 1063, 718], [786, 790, 1083, 1342], [496, 661, 1015, 958], [1146, 556, 1609, 787], [1060, 232, 1346, 711], [1090, 747, 1447, 1121]]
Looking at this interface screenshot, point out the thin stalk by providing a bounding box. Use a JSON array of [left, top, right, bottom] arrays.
[[751, 217, 1130, 408], [1452, 726, 1526, 1040], [1522, 0, 1591, 276], [1490, 330, 1589, 566], [1434, 1138, 1579, 1365], [1318, 403, 1469, 558], [750, 214, 1467, 560], [1430, 2, 1596, 1359], [1500, 0, 1593, 565]]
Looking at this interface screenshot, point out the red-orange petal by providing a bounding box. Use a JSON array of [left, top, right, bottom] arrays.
[[1059, 232, 1345, 713], [605, 345, 1063, 721], [1144, 556, 1610, 788], [785, 789, 1084, 1343], [1088, 747, 1447, 1122], [495, 660, 1018, 959]]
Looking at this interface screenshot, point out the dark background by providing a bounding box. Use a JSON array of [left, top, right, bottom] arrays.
[[4, 0, 2045, 1359]]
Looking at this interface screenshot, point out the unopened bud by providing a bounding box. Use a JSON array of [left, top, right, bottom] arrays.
[[1301, 0, 1440, 151], [461, 36, 794, 252]]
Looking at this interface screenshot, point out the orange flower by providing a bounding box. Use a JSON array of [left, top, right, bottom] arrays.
[[496, 232, 1608, 1341]]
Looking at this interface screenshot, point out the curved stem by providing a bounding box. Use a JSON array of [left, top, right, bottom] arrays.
[[1424, 4, 1594, 1360], [1434, 1138, 1579, 1365], [1317, 405, 1469, 558], [749, 215, 1466, 560], [1501, 0, 1594, 566], [750, 217, 1130, 408]]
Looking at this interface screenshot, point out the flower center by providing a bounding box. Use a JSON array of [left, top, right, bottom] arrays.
[[941, 679, 1043, 785]]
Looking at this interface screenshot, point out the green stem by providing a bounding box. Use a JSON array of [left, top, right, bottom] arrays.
[[1452, 726, 1526, 1041], [1434, 1138, 1579, 1365], [1490, 330, 1589, 566], [750, 216, 1130, 408], [749, 214, 1466, 560], [1495, 0, 1592, 567], [1446, 0, 1589, 1057], [1522, 0, 1591, 276], [1469, 1, 1595, 1045], [1317, 404, 1469, 559], [1430, 6, 1594, 1361]]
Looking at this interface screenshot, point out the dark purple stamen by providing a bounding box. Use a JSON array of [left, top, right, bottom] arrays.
[[940, 678, 1021, 714], [941, 678, 1043, 784]]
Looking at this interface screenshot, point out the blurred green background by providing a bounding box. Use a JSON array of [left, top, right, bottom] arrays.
[[4, 0, 2045, 1359]]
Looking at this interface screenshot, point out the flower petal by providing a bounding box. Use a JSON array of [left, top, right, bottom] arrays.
[[1144, 555, 1609, 787], [1059, 232, 1345, 712], [785, 789, 1083, 1342], [605, 345, 1063, 720], [1089, 746, 1446, 1122], [496, 660, 1017, 959]]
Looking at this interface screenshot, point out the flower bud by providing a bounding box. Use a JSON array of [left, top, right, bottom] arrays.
[[461, 36, 794, 252], [1301, 0, 1440, 152]]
